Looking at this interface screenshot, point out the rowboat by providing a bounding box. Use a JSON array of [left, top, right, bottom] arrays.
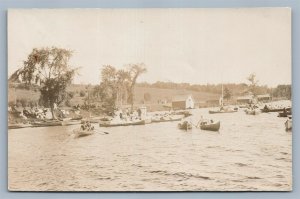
[[61, 119, 82, 126], [31, 120, 62, 127], [151, 115, 184, 123], [245, 109, 260, 115], [178, 121, 192, 130], [278, 110, 292, 117], [73, 128, 95, 138], [209, 109, 237, 114], [285, 117, 292, 131], [199, 121, 220, 131], [8, 123, 32, 129], [261, 106, 291, 113], [99, 119, 145, 127]]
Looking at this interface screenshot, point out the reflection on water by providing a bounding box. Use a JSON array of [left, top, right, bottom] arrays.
[[8, 108, 292, 191]]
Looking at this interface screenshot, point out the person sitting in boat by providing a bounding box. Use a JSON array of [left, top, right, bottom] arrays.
[[210, 119, 214, 123], [81, 122, 86, 131]]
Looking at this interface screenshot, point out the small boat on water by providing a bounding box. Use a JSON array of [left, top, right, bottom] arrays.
[[261, 106, 291, 113], [178, 121, 192, 130], [278, 109, 292, 117], [245, 109, 261, 115], [31, 120, 62, 127], [209, 109, 237, 114], [199, 120, 220, 131], [8, 123, 32, 129], [61, 119, 82, 126], [73, 128, 95, 138], [99, 119, 145, 127], [152, 114, 184, 123], [285, 117, 292, 131]]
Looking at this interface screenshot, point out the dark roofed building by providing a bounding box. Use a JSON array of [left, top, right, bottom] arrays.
[[172, 95, 194, 110]]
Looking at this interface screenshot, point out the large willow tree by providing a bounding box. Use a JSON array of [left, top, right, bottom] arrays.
[[10, 47, 78, 119]]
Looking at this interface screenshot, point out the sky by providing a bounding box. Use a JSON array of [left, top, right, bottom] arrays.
[[8, 8, 291, 87]]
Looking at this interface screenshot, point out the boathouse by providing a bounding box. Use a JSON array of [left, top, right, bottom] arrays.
[[172, 95, 194, 110], [257, 94, 271, 102], [236, 95, 253, 104]]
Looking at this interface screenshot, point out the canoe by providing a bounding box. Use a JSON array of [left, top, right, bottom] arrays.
[[178, 121, 192, 130], [31, 120, 62, 127], [61, 120, 82, 126], [73, 128, 95, 138], [152, 115, 184, 123], [8, 123, 32, 129], [200, 121, 220, 131], [99, 120, 145, 127], [285, 118, 292, 131], [261, 107, 291, 113], [278, 111, 292, 117], [209, 110, 237, 114]]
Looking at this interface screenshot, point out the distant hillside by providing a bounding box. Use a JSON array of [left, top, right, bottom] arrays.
[[134, 86, 219, 104]]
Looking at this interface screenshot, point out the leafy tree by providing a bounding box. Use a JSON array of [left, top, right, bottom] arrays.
[[126, 63, 147, 110], [223, 87, 232, 101], [10, 47, 78, 119], [247, 73, 259, 96]]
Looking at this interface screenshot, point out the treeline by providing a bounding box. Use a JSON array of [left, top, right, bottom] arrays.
[[137, 81, 271, 95]]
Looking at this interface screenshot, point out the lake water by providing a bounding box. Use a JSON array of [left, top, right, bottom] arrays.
[[8, 108, 292, 191]]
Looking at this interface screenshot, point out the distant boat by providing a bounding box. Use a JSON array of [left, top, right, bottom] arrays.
[[73, 128, 95, 138], [152, 114, 184, 123], [178, 121, 192, 130], [261, 106, 291, 113], [285, 117, 292, 131], [245, 109, 260, 115], [199, 121, 220, 131], [99, 119, 145, 127], [208, 84, 237, 114], [61, 119, 82, 126], [209, 109, 237, 114]]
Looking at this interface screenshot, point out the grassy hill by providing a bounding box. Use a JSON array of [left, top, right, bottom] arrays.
[[8, 84, 220, 109]]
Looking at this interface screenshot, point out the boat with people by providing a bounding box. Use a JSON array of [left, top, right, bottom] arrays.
[[261, 105, 291, 113], [208, 85, 238, 114], [198, 119, 220, 131], [178, 121, 192, 130], [278, 108, 292, 117], [73, 121, 95, 138], [209, 108, 237, 114], [285, 116, 292, 131], [151, 114, 184, 123], [99, 119, 145, 127], [245, 108, 261, 115]]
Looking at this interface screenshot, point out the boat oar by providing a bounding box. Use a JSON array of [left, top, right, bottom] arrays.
[[96, 130, 109, 135]]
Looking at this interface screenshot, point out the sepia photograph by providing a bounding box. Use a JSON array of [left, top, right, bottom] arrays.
[[8, 8, 292, 191]]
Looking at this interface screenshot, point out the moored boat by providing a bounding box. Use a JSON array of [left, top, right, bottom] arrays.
[[99, 119, 145, 127], [151, 115, 184, 123], [245, 109, 260, 115], [199, 121, 220, 131], [61, 119, 82, 126], [209, 109, 237, 114], [178, 121, 192, 130], [261, 106, 291, 113]]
